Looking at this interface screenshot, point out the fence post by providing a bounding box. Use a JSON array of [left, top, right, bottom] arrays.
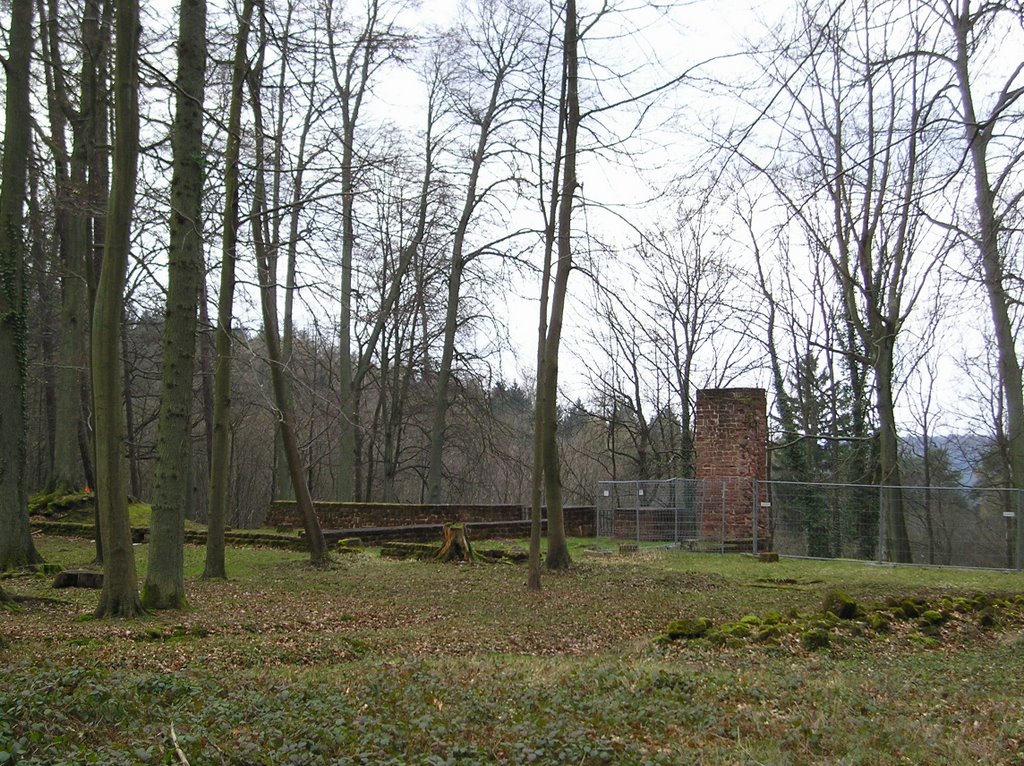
[[877, 484, 886, 564], [752, 480, 759, 555], [1017, 490, 1023, 572], [673, 479, 679, 544], [635, 481, 641, 544]]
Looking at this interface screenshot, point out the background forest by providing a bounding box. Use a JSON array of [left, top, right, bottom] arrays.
[[1, 0, 1023, 570]]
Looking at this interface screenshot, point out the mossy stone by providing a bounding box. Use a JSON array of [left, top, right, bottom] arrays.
[[908, 634, 940, 648], [823, 589, 861, 620], [756, 625, 782, 642], [762, 610, 783, 625], [900, 600, 923, 619], [951, 597, 972, 613], [739, 614, 762, 626], [722, 623, 752, 639], [919, 610, 946, 626], [800, 628, 831, 651], [867, 612, 890, 632], [819, 612, 841, 628], [977, 607, 1000, 629], [665, 617, 713, 640]]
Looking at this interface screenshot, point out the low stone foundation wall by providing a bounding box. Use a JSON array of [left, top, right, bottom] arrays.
[[270, 501, 596, 539], [266, 501, 524, 529], [31, 521, 309, 551], [316, 520, 541, 546]]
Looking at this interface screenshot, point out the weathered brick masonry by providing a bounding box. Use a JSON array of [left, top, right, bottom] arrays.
[[694, 388, 769, 544]]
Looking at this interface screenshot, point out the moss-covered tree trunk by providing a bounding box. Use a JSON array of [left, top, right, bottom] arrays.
[[204, 0, 255, 579], [0, 0, 43, 573], [143, 0, 208, 609], [92, 0, 143, 618], [269, 13, 304, 506]]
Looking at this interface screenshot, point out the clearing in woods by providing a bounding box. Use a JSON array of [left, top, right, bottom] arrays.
[[2, 536, 1023, 764]]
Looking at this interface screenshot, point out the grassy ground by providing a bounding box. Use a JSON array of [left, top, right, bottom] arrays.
[[2, 537, 1024, 765]]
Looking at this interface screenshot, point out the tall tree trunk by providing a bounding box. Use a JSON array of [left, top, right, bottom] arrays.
[[198, 273, 215, 478], [92, 0, 143, 618], [876, 336, 911, 562], [528, 9, 568, 590], [269, 3, 303, 504], [120, 314, 143, 499], [0, 0, 44, 572], [204, 0, 254, 579], [541, 0, 580, 571], [143, 0, 208, 609]]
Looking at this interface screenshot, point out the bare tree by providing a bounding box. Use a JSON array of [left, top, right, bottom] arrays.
[[535, 0, 580, 572], [326, 0, 410, 501], [36, 0, 112, 495], [425, 0, 533, 502], [935, 0, 1024, 490], [735, 0, 944, 561], [249, 0, 328, 565]]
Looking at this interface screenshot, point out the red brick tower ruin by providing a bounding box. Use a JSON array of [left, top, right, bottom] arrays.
[[694, 388, 769, 547]]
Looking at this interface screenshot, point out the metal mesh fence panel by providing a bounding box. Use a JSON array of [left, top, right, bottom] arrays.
[[765, 480, 1024, 569], [595, 478, 759, 551], [597, 478, 1024, 569], [766, 481, 881, 560]]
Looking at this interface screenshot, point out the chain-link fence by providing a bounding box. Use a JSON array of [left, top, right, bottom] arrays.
[[596, 478, 1024, 570]]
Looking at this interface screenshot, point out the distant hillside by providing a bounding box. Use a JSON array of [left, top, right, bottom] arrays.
[[900, 433, 993, 487]]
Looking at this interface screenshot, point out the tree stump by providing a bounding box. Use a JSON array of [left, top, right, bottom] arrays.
[[435, 523, 476, 563]]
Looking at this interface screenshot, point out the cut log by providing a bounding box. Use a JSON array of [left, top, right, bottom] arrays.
[[52, 569, 104, 589], [435, 523, 476, 563]]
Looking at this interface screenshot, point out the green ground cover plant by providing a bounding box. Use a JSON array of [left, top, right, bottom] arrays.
[[2, 537, 1023, 764]]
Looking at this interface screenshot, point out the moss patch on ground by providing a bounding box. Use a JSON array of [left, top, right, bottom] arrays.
[[657, 588, 1024, 653]]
